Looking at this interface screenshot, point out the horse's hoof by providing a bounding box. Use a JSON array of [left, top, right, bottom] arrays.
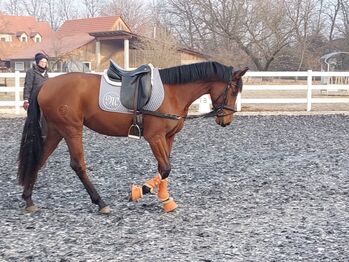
[[130, 185, 143, 202], [99, 206, 111, 215], [25, 205, 38, 213], [162, 198, 177, 212]]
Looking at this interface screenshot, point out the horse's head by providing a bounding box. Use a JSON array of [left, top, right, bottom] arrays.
[[210, 67, 248, 127]]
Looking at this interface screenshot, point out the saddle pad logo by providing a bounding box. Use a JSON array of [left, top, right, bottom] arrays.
[[102, 91, 121, 110]]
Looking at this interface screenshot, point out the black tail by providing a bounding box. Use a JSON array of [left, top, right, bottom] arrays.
[[17, 88, 43, 187]]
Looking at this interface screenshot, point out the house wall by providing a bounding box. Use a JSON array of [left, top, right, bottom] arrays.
[[100, 40, 124, 69], [61, 39, 125, 72], [10, 60, 33, 72], [180, 52, 206, 65], [7, 39, 208, 73]]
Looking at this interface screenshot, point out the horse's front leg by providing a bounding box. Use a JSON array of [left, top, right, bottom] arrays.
[[130, 135, 177, 212]]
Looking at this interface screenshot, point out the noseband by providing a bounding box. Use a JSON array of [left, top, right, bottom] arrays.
[[211, 78, 241, 117]]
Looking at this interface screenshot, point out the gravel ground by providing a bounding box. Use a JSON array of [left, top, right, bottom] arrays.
[[0, 115, 348, 262]]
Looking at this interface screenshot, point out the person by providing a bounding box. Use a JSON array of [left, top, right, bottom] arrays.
[[23, 53, 49, 111]]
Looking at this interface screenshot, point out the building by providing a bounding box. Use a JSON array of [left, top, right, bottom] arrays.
[[1, 15, 207, 72], [0, 14, 54, 71]]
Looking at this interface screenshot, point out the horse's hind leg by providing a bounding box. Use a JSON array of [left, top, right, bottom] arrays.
[[23, 126, 62, 212], [64, 135, 110, 214]]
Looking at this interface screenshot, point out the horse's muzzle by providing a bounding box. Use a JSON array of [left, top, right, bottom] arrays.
[[216, 116, 232, 127]]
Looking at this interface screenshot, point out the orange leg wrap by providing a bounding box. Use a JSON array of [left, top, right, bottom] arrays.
[[144, 173, 162, 192], [157, 179, 170, 201], [162, 198, 178, 212], [157, 178, 177, 212], [130, 185, 143, 202]]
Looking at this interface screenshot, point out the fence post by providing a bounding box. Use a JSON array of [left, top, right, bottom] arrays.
[[307, 70, 312, 111], [15, 71, 20, 114], [236, 92, 242, 112]]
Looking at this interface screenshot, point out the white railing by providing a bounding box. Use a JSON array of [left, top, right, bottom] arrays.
[[196, 70, 349, 112], [1, 71, 349, 114], [0, 72, 63, 114]]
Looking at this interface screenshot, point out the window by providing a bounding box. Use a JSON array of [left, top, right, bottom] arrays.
[[19, 33, 28, 42], [0, 34, 12, 42], [32, 33, 42, 43], [15, 62, 25, 71], [82, 61, 91, 71]]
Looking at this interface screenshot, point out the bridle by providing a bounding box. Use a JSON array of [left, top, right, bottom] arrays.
[[141, 72, 242, 120], [210, 77, 241, 118]]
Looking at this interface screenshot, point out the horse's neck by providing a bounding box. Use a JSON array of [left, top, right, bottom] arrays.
[[169, 82, 210, 109]]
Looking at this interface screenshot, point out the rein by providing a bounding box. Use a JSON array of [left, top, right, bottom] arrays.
[[141, 79, 240, 121]]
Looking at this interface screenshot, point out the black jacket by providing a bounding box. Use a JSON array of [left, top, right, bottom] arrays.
[[23, 64, 49, 100]]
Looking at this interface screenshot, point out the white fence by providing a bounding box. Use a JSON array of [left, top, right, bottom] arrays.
[[1, 71, 349, 114], [0, 72, 63, 114], [196, 70, 349, 112]]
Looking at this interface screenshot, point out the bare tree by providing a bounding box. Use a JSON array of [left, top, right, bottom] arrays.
[[42, 0, 80, 30], [103, 0, 153, 35], [3, 0, 23, 15], [58, 0, 79, 21], [323, 0, 341, 41], [285, 0, 319, 70], [134, 27, 179, 67], [20, 0, 46, 20], [43, 0, 62, 30], [163, 0, 297, 70], [82, 0, 104, 18], [338, 0, 349, 40]]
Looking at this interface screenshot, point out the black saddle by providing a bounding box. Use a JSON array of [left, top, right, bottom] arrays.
[[107, 60, 152, 110]]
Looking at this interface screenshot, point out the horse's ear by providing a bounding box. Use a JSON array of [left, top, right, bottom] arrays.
[[233, 67, 249, 80]]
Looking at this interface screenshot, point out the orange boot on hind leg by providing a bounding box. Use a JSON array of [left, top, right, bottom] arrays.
[[130, 173, 162, 202], [144, 173, 161, 192], [130, 185, 143, 202]]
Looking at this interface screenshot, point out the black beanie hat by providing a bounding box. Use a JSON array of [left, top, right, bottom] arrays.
[[35, 53, 48, 65]]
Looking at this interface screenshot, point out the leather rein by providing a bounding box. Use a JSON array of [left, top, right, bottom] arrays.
[[141, 77, 240, 121]]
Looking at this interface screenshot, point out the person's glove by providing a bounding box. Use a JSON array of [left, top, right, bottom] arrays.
[[23, 100, 29, 110]]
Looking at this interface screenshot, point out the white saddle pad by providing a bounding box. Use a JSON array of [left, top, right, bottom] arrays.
[[99, 68, 164, 113]]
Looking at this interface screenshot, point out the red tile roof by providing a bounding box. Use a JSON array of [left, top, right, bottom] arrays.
[[0, 14, 54, 60], [8, 33, 95, 59], [0, 14, 53, 37], [58, 16, 131, 36], [1, 15, 133, 60]]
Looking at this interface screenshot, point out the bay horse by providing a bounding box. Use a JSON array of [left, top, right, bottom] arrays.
[[18, 61, 248, 214]]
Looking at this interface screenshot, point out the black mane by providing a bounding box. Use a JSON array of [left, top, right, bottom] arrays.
[[159, 61, 233, 85]]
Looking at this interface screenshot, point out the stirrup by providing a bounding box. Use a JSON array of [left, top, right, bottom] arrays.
[[128, 124, 141, 139]]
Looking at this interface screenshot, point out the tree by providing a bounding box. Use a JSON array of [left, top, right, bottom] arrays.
[[103, 0, 154, 35], [338, 0, 349, 40], [82, 0, 104, 18], [3, 0, 23, 15], [163, 0, 297, 71], [20, 0, 46, 20], [134, 27, 180, 68]]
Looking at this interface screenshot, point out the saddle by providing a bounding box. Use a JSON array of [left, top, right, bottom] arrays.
[[107, 60, 152, 110], [106, 60, 153, 139]]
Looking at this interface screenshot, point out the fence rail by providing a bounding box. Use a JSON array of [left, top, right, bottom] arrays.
[[1, 71, 349, 114]]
